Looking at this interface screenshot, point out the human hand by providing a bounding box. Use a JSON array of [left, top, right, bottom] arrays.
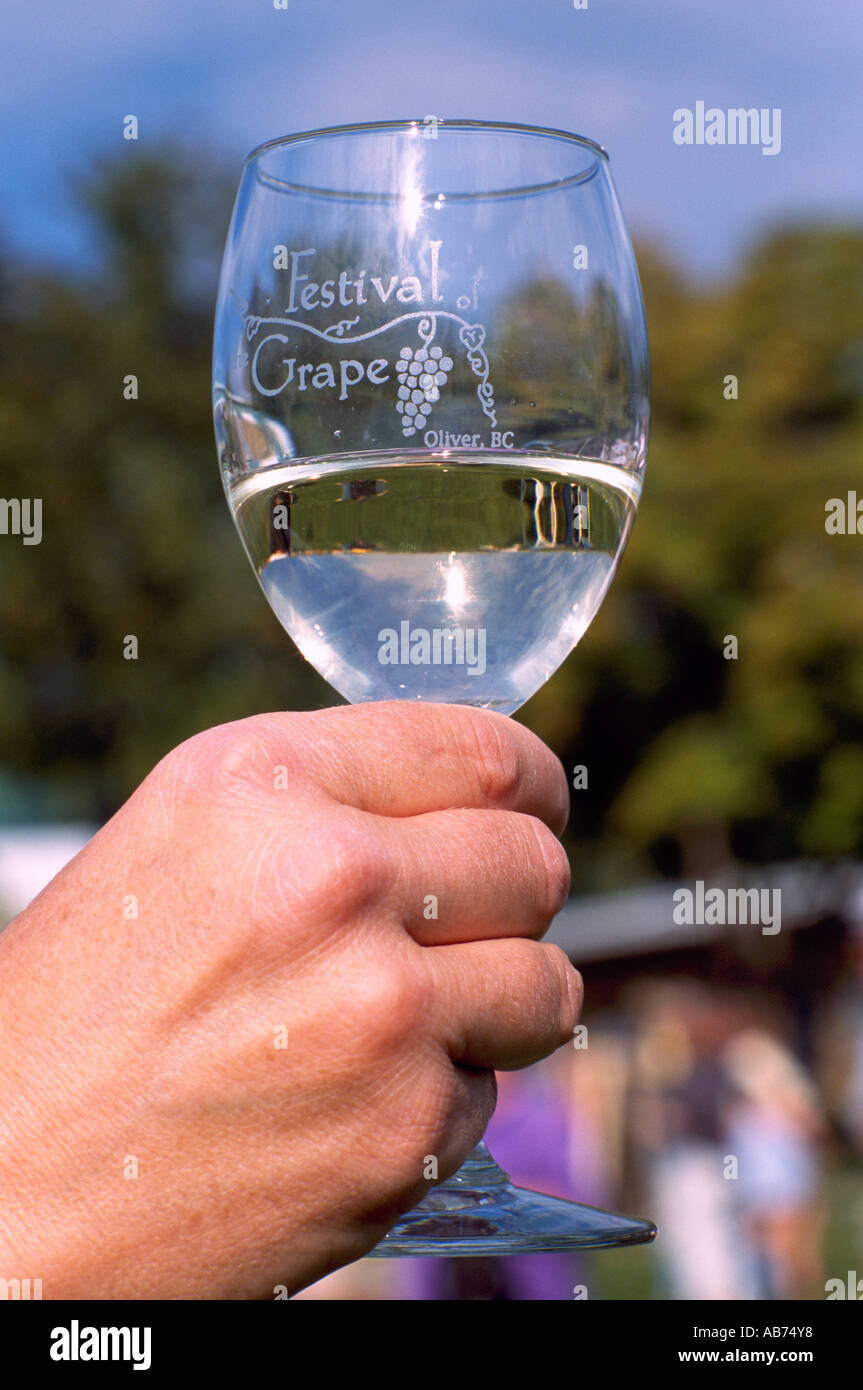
[[0, 701, 580, 1298]]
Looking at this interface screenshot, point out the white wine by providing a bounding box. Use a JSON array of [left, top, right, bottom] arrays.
[[230, 453, 640, 713]]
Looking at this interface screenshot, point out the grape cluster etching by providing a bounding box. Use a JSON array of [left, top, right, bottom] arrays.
[[395, 344, 455, 438], [242, 308, 496, 429]]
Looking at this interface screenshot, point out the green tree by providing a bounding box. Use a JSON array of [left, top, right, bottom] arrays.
[[2, 147, 863, 892]]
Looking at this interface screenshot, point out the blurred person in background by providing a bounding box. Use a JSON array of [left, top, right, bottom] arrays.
[[632, 983, 752, 1299], [723, 1029, 826, 1299], [819, 917, 863, 1158]]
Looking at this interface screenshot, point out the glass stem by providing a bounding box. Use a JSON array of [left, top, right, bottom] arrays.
[[444, 1141, 510, 1188]]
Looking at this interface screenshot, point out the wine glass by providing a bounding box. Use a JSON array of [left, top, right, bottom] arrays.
[[213, 119, 655, 1255]]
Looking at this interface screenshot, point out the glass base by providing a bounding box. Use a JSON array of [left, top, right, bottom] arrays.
[[368, 1144, 657, 1257]]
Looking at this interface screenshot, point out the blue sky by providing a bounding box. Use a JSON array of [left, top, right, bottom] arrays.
[[4, 0, 860, 280]]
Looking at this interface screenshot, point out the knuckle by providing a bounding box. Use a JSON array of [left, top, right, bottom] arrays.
[[466, 712, 523, 807], [542, 943, 583, 1034], [288, 819, 393, 925], [528, 820, 571, 923], [153, 720, 271, 801], [153, 714, 313, 810], [548, 755, 571, 835], [357, 951, 429, 1055]]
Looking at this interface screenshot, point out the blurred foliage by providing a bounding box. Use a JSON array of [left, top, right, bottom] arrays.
[[1, 147, 862, 888], [0, 145, 335, 821]]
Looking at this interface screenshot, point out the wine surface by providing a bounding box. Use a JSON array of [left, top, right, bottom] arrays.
[[230, 453, 640, 712]]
